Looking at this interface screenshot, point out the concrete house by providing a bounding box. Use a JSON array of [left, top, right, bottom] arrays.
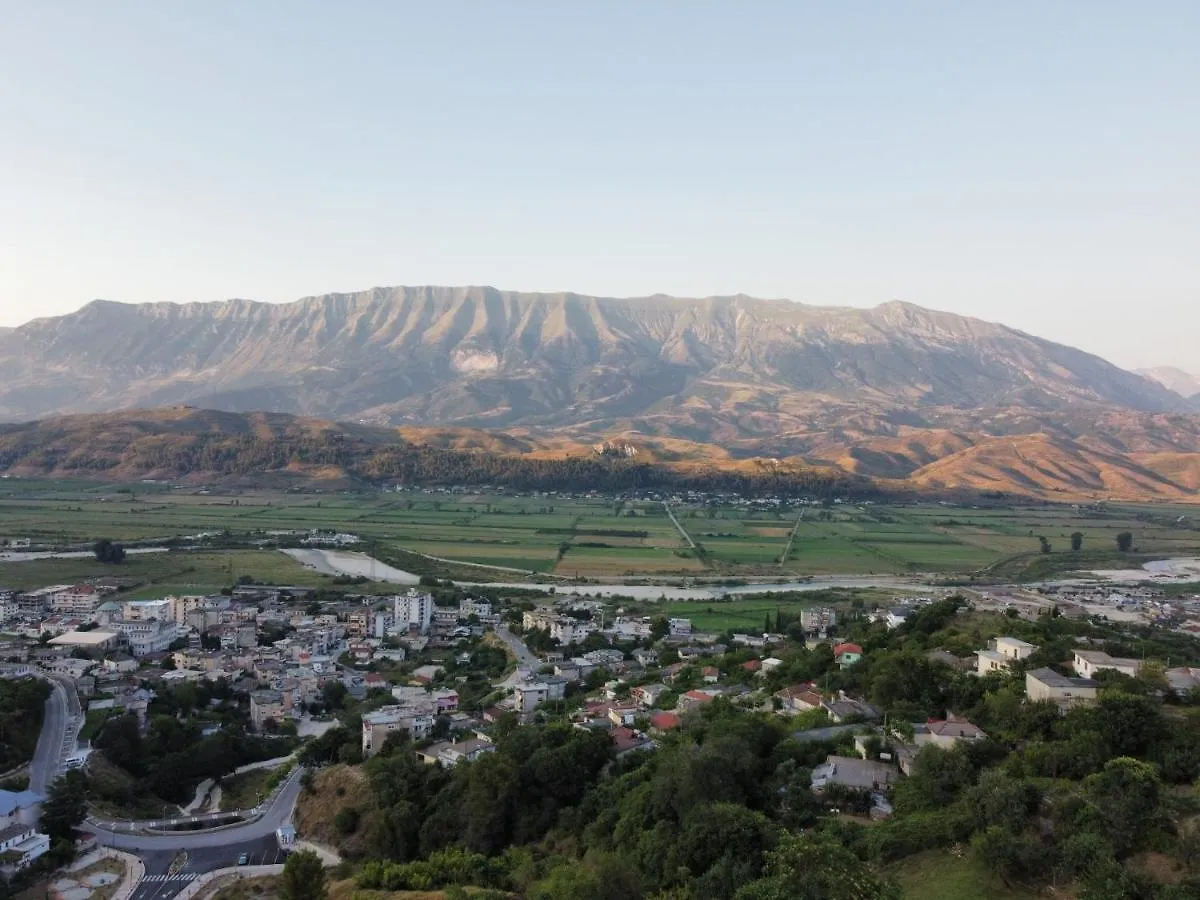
[[811, 756, 898, 792], [834, 642, 863, 669], [1072, 649, 1141, 679], [1025, 667, 1098, 709], [912, 715, 987, 749], [976, 636, 1037, 675]]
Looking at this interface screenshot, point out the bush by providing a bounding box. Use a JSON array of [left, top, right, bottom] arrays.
[[334, 807, 360, 835]]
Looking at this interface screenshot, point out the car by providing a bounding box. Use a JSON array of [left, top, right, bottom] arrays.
[[237, 853, 249, 866]]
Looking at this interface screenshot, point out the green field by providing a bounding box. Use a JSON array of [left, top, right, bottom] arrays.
[[0, 481, 1197, 584], [888, 850, 1041, 900]]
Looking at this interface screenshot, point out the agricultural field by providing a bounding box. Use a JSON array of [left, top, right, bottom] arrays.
[[0, 480, 1197, 584]]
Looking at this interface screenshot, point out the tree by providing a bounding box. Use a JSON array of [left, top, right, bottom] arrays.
[[41, 770, 88, 842], [1081, 757, 1164, 857], [280, 849, 327, 900], [1070, 532, 1084, 552], [1039, 536, 1052, 554], [736, 832, 901, 900], [1116, 531, 1133, 553], [92, 539, 126, 564]]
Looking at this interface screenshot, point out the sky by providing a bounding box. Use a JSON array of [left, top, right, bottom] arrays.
[[0, 2, 1197, 371]]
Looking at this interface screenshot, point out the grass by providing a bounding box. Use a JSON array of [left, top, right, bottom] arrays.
[[79, 707, 113, 742], [887, 850, 1044, 900], [219, 769, 273, 811]]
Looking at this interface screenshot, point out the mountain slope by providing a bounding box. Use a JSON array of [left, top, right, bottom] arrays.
[[1137, 367, 1200, 399], [0, 287, 1184, 428]]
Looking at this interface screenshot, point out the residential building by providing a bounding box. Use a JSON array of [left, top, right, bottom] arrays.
[[362, 704, 435, 755], [668, 618, 692, 636], [631, 683, 668, 708], [417, 738, 495, 767], [775, 684, 823, 713], [976, 636, 1038, 676], [834, 642, 863, 669], [111, 618, 179, 657], [51, 585, 104, 617], [1072, 649, 1141, 679], [0, 823, 50, 871], [885, 608, 912, 630], [17, 586, 69, 616], [821, 694, 881, 723], [801, 608, 837, 633], [122, 599, 172, 621], [911, 715, 987, 749], [1025, 667, 1098, 709], [394, 591, 433, 634], [458, 598, 492, 619], [811, 756, 898, 792], [512, 678, 568, 713], [170, 594, 215, 624], [101, 654, 138, 674], [678, 690, 717, 713], [649, 712, 682, 733], [249, 689, 286, 730], [0, 791, 44, 829]]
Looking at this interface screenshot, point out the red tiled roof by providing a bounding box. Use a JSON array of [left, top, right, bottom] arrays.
[[834, 643, 863, 656], [742, 659, 762, 671], [650, 712, 682, 731], [684, 690, 714, 702]]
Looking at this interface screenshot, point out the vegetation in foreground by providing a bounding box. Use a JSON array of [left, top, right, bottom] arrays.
[[0, 677, 50, 772]]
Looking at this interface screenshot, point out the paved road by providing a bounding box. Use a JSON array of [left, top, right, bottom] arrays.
[[128, 836, 286, 900], [90, 768, 304, 852], [493, 627, 539, 688], [29, 676, 69, 795]]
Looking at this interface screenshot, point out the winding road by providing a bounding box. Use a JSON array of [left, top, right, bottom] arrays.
[[89, 768, 305, 851]]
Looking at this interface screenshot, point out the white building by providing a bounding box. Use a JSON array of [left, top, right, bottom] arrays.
[[111, 618, 180, 657], [0, 823, 50, 871], [1072, 649, 1141, 679], [976, 636, 1038, 676], [122, 598, 173, 621], [394, 591, 433, 635]]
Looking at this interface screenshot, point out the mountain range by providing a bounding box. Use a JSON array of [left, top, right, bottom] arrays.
[[1137, 367, 1200, 399], [0, 286, 1197, 500]]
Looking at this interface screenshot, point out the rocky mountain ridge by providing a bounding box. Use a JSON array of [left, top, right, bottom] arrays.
[[0, 287, 1188, 428]]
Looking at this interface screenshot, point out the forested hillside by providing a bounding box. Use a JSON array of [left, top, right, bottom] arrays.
[[291, 601, 1200, 899]]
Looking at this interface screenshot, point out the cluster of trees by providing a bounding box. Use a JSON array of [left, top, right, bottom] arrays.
[[93, 682, 295, 803], [0, 677, 50, 771], [92, 538, 126, 563]]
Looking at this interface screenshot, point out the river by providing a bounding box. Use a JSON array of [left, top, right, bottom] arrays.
[[277, 548, 926, 599], [281, 548, 421, 585]]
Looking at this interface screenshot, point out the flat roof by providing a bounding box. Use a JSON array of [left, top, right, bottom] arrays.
[[48, 630, 119, 647], [1028, 667, 1097, 689]]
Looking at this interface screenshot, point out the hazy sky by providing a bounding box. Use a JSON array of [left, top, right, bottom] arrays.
[[1, 3, 1197, 371]]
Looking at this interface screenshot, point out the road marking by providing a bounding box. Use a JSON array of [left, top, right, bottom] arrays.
[[141, 875, 198, 882]]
